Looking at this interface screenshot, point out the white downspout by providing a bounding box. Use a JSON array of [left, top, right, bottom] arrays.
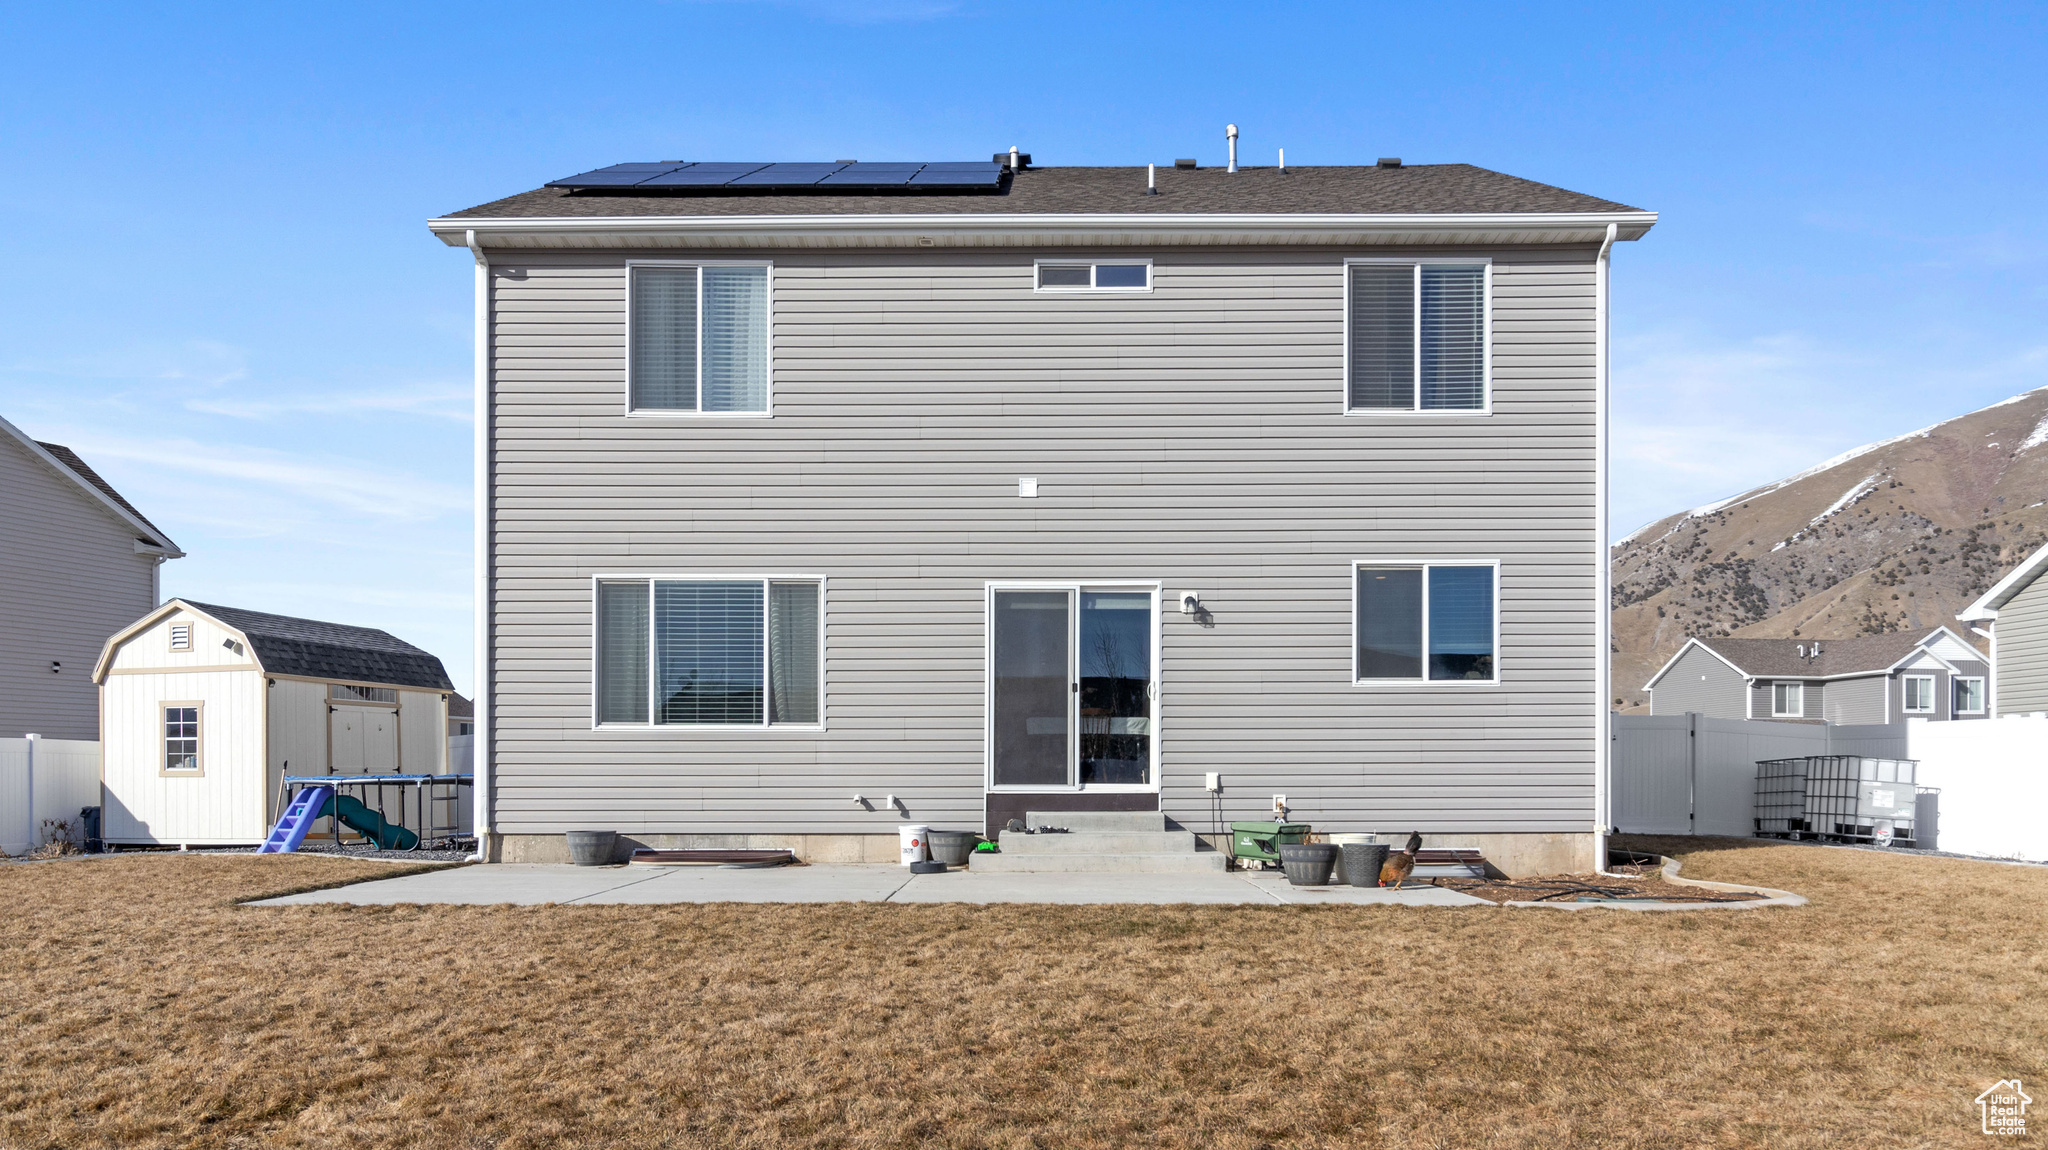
[[1593, 222, 1617, 865], [466, 229, 493, 861]]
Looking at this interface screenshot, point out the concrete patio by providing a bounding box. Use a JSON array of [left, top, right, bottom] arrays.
[[248, 862, 1493, 907]]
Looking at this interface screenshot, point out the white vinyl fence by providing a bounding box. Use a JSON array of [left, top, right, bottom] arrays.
[[1891, 717, 2048, 862], [0, 737, 102, 856], [448, 733, 473, 775], [1610, 715, 1905, 838]]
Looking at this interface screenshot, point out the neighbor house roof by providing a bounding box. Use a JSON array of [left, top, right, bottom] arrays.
[[180, 601, 454, 690], [0, 413, 182, 555], [443, 163, 1643, 220], [1697, 629, 1981, 678], [1959, 540, 2048, 621]]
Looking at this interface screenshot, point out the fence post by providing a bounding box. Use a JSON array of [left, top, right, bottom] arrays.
[[23, 733, 38, 851]]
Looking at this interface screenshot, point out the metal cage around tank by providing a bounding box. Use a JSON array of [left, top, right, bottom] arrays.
[[1754, 755, 1920, 846]]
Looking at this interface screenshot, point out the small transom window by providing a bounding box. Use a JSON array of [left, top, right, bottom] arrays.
[[1035, 260, 1151, 292], [331, 684, 398, 704]]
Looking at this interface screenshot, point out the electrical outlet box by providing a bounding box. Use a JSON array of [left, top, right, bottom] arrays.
[[1204, 772, 1221, 792], [1272, 794, 1287, 813]]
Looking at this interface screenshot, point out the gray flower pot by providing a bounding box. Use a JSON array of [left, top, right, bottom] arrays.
[[1278, 842, 1339, 886], [566, 830, 617, 866], [926, 830, 981, 866]]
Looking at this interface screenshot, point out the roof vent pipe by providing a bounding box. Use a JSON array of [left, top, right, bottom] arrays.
[[1009, 146, 1019, 171], [1147, 163, 1158, 195], [1226, 124, 1238, 173], [1278, 147, 1285, 174]]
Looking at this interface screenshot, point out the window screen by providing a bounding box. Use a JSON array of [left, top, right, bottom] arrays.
[[628, 265, 768, 413], [596, 578, 820, 726], [164, 706, 199, 771], [1356, 564, 1497, 681], [1348, 263, 1486, 411]]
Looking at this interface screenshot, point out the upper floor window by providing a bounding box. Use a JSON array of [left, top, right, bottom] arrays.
[[1902, 675, 1936, 714], [1346, 259, 1489, 413], [1355, 562, 1497, 683], [627, 263, 771, 415], [1034, 259, 1151, 293], [1771, 682, 1804, 718], [595, 577, 822, 728], [1955, 677, 1986, 714]]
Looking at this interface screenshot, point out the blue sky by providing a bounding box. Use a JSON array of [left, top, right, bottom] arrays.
[[3, 2, 2043, 694]]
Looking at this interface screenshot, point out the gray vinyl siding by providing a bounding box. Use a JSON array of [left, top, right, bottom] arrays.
[[485, 244, 1603, 836], [1993, 578, 2048, 715], [0, 435, 161, 739], [1748, 678, 1819, 721], [1821, 675, 1888, 725], [1648, 645, 1747, 719]]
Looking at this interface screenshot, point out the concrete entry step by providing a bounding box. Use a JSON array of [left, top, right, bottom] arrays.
[[999, 830, 1202, 855], [1021, 810, 1168, 834], [967, 851, 1229, 875]]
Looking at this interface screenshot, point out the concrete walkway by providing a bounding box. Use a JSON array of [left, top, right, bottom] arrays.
[[248, 863, 1492, 907]]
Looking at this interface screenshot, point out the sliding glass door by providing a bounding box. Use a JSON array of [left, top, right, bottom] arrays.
[[989, 585, 1156, 790]]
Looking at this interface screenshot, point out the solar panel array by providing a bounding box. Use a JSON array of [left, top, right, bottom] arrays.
[[546, 161, 1007, 193]]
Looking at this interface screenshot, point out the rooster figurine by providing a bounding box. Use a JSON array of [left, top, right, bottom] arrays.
[[1378, 832, 1423, 889]]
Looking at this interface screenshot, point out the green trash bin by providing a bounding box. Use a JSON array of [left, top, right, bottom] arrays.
[[1230, 821, 1311, 864]]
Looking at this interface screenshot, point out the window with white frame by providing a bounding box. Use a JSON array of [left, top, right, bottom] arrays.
[[627, 264, 770, 414], [1034, 259, 1151, 292], [1955, 676, 1985, 714], [1346, 260, 1489, 412], [168, 622, 192, 651], [1354, 563, 1496, 682], [595, 578, 820, 726], [1903, 675, 1937, 713], [1771, 682, 1805, 718], [163, 705, 200, 771]]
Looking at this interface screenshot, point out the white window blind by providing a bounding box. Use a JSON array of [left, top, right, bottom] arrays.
[[596, 582, 650, 724], [768, 582, 821, 724], [596, 577, 820, 727], [628, 264, 768, 413], [1347, 262, 1487, 411]]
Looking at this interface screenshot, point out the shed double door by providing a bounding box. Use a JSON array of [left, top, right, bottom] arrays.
[[330, 705, 399, 771]]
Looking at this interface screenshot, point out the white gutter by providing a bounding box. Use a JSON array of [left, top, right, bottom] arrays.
[[428, 209, 1659, 248], [466, 229, 493, 861], [1595, 221, 1616, 854]]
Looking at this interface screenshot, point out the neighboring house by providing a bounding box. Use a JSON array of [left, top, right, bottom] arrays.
[[448, 692, 474, 736], [1959, 540, 2048, 716], [92, 599, 455, 847], [1, 414, 183, 740], [429, 152, 1657, 874], [1643, 628, 1990, 723]]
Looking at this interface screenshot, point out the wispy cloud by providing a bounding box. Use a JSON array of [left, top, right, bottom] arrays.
[[185, 387, 472, 423], [56, 433, 468, 521]]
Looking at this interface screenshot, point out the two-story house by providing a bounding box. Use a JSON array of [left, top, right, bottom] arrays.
[[430, 153, 1655, 875], [1959, 539, 2048, 716], [1, 413, 182, 740], [1643, 627, 1990, 723]]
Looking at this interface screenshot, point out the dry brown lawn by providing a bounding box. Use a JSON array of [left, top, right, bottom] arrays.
[[1, 839, 2042, 1149]]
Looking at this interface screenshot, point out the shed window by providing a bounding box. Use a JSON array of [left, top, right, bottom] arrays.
[[1956, 677, 1985, 714], [1771, 682, 1804, 718], [168, 623, 192, 651], [164, 706, 199, 771], [1354, 563, 1496, 682], [1347, 261, 1488, 411], [1034, 260, 1151, 292], [330, 684, 398, 704], [1903, 675, 1936, 713], [595, 578, 821, 727], [628, 264, 770, 414]]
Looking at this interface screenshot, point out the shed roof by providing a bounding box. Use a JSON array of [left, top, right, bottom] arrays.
[[180, 600, 453, 691], [443, 163, 1642, 220]]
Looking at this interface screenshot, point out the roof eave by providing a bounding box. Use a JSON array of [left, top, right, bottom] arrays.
[[1960, 541, 2048, 621], [428, 210, 1660, 251], [0, 415, 182, 556]]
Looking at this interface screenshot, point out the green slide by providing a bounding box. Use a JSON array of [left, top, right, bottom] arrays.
[[320, 794, 419, 851]]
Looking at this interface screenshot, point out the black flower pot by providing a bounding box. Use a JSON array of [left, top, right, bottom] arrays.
[[1278, 842, 1339, 886], [1341, 843, 1390, 888]]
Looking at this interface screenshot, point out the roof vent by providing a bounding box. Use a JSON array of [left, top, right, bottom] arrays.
[[1174, 158, 1196, 170], [991, 151, 1032, 169], [1377, 157, 1403, 168]]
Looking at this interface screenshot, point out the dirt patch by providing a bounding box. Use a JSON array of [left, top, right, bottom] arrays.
[[1, 843, 2041, 1148], [1434, 871, 1767, 905]]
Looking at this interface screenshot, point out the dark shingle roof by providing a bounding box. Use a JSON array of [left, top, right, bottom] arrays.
[[444, 163, 1642, 220], [37, 441, 171, 545], [1697, 630, 1982, 678], [182, 601, 453, 691]]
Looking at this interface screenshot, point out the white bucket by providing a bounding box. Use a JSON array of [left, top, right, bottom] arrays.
[[898, 824, 930, 866], [1326, 833, 1377, 884]]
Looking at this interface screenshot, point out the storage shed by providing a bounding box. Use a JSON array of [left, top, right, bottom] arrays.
[[93, 599, 456, 846]]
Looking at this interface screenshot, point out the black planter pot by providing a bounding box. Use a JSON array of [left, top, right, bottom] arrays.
[[1278, 842, 1339, 886], [1341, 843, 1390, 888]]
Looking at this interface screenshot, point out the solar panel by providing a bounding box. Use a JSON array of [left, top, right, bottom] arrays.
[[726, 162, 849, 187], [816, 163, 925, 187], [637, 163, 770, 187], [545, 163, 687, 188], [908, 162, 1005, 188]]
